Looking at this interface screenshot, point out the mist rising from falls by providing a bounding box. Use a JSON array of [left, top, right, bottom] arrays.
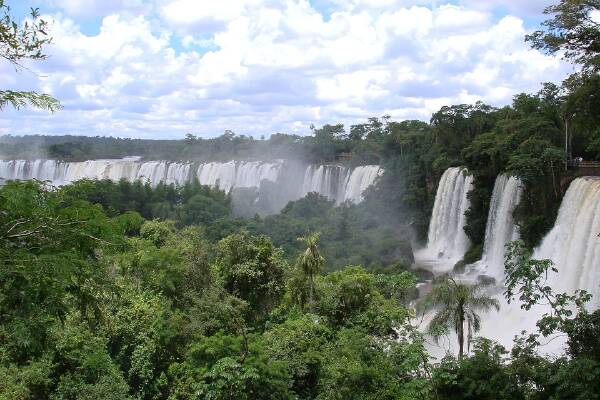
[[471, 174, 523, 280], [0, 159, 381, 210], [418, 167, 473, 268], [534, 177, 600, 305]]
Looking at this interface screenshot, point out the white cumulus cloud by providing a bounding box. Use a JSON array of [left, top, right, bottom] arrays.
[[0, 0, 572, 139]]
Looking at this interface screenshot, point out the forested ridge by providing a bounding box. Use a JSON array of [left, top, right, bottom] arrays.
[[2, 0, 600, 399]]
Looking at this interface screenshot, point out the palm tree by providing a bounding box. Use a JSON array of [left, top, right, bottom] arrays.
[[297, 232, 324, 307], [418, 276, 500, 359]]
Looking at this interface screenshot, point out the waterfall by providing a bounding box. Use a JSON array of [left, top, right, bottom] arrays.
[[195, 161, 281, 192], [300, 164, 382, 204], [0, 159, 381, 211], [419, 174, 600, 355], [420, 167, 473, 266], [342, 165, 382, 203], [477, 177, 599, 353], [472, 174, 523, 279], [301, 165, 349, 201], [534, 177, 600, 305]]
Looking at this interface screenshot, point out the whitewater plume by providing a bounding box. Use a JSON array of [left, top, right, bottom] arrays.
[[0, 158, 381, 210], [343, 165, 383, 203], [534, 177, 600, 305], [471, 174, 523, 279], [301, 165, 349, 202], [479, 177, 599, 353], [419, 167, 473, 267]]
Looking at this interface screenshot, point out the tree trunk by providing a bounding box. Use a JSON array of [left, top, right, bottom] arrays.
[[458, 306, 465, 360], [309, 274, 314, 309]]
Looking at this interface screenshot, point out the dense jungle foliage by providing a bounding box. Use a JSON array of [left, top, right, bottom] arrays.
[[1, 179, 599, 400], [2, 0, 600, 398]]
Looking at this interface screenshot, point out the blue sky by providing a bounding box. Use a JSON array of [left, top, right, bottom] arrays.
[[0, 0, 573, 139]]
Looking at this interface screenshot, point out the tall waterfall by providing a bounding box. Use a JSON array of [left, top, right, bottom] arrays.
[[301, 165, 349, 201], [534, 177, 600, 305], [343, 165, 382, 203], [420, 175, 600, 355], [196, 161, 282, 193], [473, 174, 523, 279], [0, 158, 381, 209], [419, 167, 473, 267]]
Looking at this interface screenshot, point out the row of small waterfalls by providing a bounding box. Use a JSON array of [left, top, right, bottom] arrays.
[[0, 158, 382, 211], [418, 166, 600, 353]]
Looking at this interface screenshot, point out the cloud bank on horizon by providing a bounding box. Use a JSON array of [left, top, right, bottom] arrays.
[[0, 0, 574, 139]]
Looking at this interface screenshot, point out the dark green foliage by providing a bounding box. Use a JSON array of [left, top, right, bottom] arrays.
[[526, 0, 600, 73], [248, 193, 415, 272], [60, 178, 231, 228], [564, 310, 600, 361], [432, 339, 525, 400], [214, 232, 288, 320]]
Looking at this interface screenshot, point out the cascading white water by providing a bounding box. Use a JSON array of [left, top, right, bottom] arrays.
[[534, 177, 600, 305], [479, 177, 599, 354], [342, 165, 383, 203], [196, 161, 281, 192], [0, 159, 382, 208], [419, 167, 473, 267], [420, 175, 600, 356], [299, 164, 382, 204], [0, 158, 192, 187], [301, 165, 349, 201], [471, 174, 523, 280]]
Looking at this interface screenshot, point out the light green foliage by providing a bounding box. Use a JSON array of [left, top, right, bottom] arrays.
[[114, 211, 144, 235], [215, 232, 288, 320], [168, 333, 292, 400], [103, 286, 185, 400], [317, 328, 430, 400], [49, 321, 132, 400], [140, 219, 176, 247], [263, 315, 332, 398], [0, 357, 53, 400], [315, 267, 413, 337]]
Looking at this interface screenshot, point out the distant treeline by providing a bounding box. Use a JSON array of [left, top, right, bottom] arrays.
[[0, 126, 384, 165]]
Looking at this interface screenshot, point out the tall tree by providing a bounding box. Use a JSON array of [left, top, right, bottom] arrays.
[[419, 276, 500, 359], [296, 232, 324, 307], [0, 1, 60, 111], [526, 0, 600, 73]]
